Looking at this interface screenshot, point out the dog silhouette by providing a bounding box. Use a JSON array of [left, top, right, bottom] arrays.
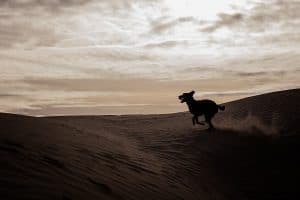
[[178, 91, 225, 129]]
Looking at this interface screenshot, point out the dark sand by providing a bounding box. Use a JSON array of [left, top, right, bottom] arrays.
[[0, 89, 299, 200]]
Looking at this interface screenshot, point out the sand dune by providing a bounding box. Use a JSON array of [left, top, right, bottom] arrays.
[[0, 89, 299, 200]]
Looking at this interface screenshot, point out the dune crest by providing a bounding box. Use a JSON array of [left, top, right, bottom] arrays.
[[214, 88, 300, 136]]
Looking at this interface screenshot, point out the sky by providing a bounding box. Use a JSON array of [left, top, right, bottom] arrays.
[[0, 0, 299, 116]]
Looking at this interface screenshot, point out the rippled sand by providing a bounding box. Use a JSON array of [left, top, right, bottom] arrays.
[[0, 89, 299, 200]]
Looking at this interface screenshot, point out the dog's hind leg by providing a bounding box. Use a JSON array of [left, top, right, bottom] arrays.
[[205, 115, 215, 129], [195, 116, 205, 125], [192, 116, 196, 126]]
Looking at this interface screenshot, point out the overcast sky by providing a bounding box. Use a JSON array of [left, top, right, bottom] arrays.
[[0, 0, 299, 115]]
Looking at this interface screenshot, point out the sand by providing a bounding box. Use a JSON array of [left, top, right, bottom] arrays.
[[0, 89, 299, 200]]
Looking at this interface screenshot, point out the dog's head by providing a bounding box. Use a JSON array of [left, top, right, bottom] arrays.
[[178, 91, 195, 103]]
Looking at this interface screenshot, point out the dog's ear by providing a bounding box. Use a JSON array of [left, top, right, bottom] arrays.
[[190, 90, 195, 95]]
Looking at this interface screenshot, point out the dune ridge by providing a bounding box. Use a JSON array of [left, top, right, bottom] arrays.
[[0, 89, 299, 200]]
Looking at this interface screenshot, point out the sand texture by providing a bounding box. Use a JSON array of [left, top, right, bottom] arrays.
[[0, 89, 299, 200]]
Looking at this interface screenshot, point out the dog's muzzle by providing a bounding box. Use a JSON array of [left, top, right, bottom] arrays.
[[178, 96, 184, 103]]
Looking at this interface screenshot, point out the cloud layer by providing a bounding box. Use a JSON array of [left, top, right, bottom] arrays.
[[0, 0, 299, 115]]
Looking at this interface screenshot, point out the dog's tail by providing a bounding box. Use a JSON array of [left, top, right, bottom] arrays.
[[218, 105, 225, 111]]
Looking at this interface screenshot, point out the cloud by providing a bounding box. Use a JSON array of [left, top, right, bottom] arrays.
[[235, 71, 286, 77], [0, 94, 19, 97], [201, 13, 243, 32], [0, 0, 160, 13], [0, 0, 300, 115], [0, 0, 163, 49], [0, 0, 92, 11], [0, 18, 61, 49], [201, 0, 300, 33], [149, 16, 203, 35], [143, 40, 188, 49], [0, 1, 70, 49], [199, 90, 257, 97]]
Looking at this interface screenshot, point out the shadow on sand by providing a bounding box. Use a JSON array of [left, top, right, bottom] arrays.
[[185, 127, 300, 199]]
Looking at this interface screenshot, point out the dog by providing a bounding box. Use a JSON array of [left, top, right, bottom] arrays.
[[178, 91, 225, 129]]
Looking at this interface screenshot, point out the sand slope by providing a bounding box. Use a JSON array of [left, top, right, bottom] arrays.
[[0, 89, 299, 200]]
